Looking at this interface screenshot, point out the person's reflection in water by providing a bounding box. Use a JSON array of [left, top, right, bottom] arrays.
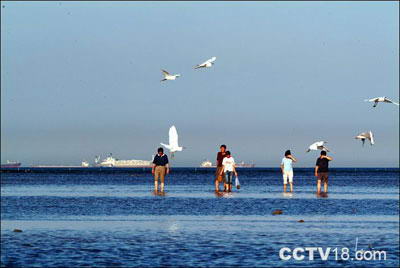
[[316, 192, 328, 198], [214, 190, 224, 198]]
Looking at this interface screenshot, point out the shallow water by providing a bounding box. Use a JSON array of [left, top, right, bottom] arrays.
[[1, 168, 399, 267]]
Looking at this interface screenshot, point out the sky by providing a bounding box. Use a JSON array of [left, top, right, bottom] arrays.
[[1, 1, 399, 167]]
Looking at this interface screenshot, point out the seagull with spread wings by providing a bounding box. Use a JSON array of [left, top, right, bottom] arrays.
[[194, 57, 217, 69], [364, 97, 399, 107], [355, 131, 375, 146], [306, 141, 330, 153], [160, 69, 181, 82], [160, 125, 185, 158]]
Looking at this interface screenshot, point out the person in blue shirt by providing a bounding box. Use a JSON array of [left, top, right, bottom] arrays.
[[280, 150, 297, 193]]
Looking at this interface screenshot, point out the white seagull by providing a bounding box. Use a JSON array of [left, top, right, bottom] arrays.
[[306, 141, 330, 153], [161, 69, 181, 82], [364, 97, 399, 107], [355, 131, 374, 146], [194, 57, 217, 69], [160, 125, 185, 158]]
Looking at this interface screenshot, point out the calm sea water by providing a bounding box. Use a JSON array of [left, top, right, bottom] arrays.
[[1, 168, 399, 267]]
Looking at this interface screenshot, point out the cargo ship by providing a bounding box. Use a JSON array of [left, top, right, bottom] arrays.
[[1, 161, 21, 168], [200, 159, 255, 168], [95, 153, 152, 167]]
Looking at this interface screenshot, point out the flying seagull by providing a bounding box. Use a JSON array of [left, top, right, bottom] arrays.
[[194, 57, 217, 69], [161, 69, 180, 82], [306, 141, 330, 153], [364, 97, 399, 107], [160, 125, 185, 158], [355, 131, 374, 146]]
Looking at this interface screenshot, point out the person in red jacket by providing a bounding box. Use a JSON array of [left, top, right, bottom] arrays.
[[215, 144, 227, 192]]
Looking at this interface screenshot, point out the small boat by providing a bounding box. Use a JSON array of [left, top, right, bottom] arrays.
[[200, 160, 214, 168], [235, 161, 255, 168]]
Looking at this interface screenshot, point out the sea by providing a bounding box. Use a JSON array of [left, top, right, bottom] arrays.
[[1, 167, 399, 267]]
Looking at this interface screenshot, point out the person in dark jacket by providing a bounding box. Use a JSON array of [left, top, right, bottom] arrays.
[[152, 147, 169, 193], [315, 150, 333, 194]]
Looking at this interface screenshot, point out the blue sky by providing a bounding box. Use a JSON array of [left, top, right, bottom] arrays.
[[1, 1, 399, 167]]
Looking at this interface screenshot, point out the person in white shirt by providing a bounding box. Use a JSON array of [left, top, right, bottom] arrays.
[[219, 151, 238, 192], [280, 150, 297, 193]]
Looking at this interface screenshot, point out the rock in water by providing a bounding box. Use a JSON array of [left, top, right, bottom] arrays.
[[13, 229, 23, 232], [272, 209, 283, 215], [298, 220, 305, 222]]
